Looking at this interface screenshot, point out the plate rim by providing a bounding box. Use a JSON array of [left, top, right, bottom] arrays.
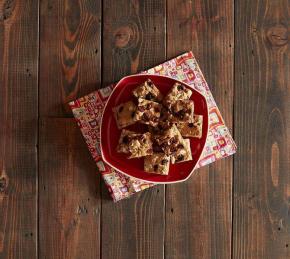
[[100, 74, 209, 184]]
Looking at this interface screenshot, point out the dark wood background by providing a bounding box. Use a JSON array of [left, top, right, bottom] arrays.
[[0, 0, 289, 258]]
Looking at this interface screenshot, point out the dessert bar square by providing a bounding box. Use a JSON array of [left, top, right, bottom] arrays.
[[144, 153, 170, 175], [164, 82, 192, 104], [155, 124, 185, 155], [168, 100, 194, 123], [177, 114, 203, 138], [171, 139, 192, 164], [116, 129, 135, 153], [134, 98, 162, 127], [113, 101, 136, 129], [133, 79, 163, 102], [128, 132, 153, 159]]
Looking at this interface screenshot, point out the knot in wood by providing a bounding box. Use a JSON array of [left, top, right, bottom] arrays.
[[0, 0, 15, 21], [266, 24, 289, 47], [0, 177, 7, 193], [114, 25, 136, 49]]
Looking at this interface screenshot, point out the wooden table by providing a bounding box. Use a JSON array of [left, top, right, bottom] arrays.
[[0, 1, 289, 258]]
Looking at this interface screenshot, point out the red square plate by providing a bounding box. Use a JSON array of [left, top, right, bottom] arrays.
[[100, 74, 208, 184]]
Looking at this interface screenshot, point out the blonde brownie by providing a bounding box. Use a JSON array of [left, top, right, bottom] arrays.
[[144, 153, 170, 175], [177, 114, 203, 138], [133, 79, 163, 102], [113, 101, 136, 129]]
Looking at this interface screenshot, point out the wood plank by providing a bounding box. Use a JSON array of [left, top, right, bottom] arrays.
[[101, 1, 166, 258], [39, 0, 102, 117], [233, 0, 290, 258], [0, 0, 38, 258], [39, 118, 101, 259], [102, 0, 166, 85], [39, 1, 102, 258], [166, 1, 234, 258]]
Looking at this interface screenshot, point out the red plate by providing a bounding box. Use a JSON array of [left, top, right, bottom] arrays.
[[100, 74, 208, 184]]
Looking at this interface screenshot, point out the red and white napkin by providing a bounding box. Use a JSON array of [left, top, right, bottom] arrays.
[[69, 52, 237, 202]]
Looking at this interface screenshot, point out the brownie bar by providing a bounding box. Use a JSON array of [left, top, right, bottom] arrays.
[[177, 114, 203, 138], [113, 101, 136, 129], [144, 153, 170, 175], [134, 98, 162, 127], [133, 79, 163, 102]]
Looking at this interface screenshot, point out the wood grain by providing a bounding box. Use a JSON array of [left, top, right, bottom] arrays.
[[101, 1, 166, 259], [39, 0, 102, 117], [166, 0, 234, 258], [233, 0, 290, 258], [3, 1, 290, 258], [38, 1, 102, 258], [102, 0, 166, 85], [39, 118, 101, 259], [0, 0, 38, 258]]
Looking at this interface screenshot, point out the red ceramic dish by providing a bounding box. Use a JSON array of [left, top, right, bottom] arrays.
[[100, 74, 208, 184]]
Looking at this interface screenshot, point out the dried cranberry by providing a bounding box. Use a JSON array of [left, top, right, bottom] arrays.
[[177, 144, 184, 149], [131, 111, 135, 118], [118, 106, 124, 112], [142, 113, 150, 121], [177, 84, 184, 91], [188, 123, 194, 128], [160, 143, 168, 149], [123, 136, 129, 144], [146, 103, 152, 109], [162, 122, 172, 130], [145, 92, 154, 100], [170, 146, 178, 153], [176, 110, 185, 119], [154, 107, 161, 113], [147, 80, 153, 86], [147, 148, 153, 153], [161, 159, 168, 165], [138, 106, 146, 112], [154, 165, 158, 171], [170, 136, 178, 144], [176, 154, 184, 162], [153, 145, 162, 152]]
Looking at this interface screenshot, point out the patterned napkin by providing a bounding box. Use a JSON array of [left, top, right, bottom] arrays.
[[69, 52, 237, 202]]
